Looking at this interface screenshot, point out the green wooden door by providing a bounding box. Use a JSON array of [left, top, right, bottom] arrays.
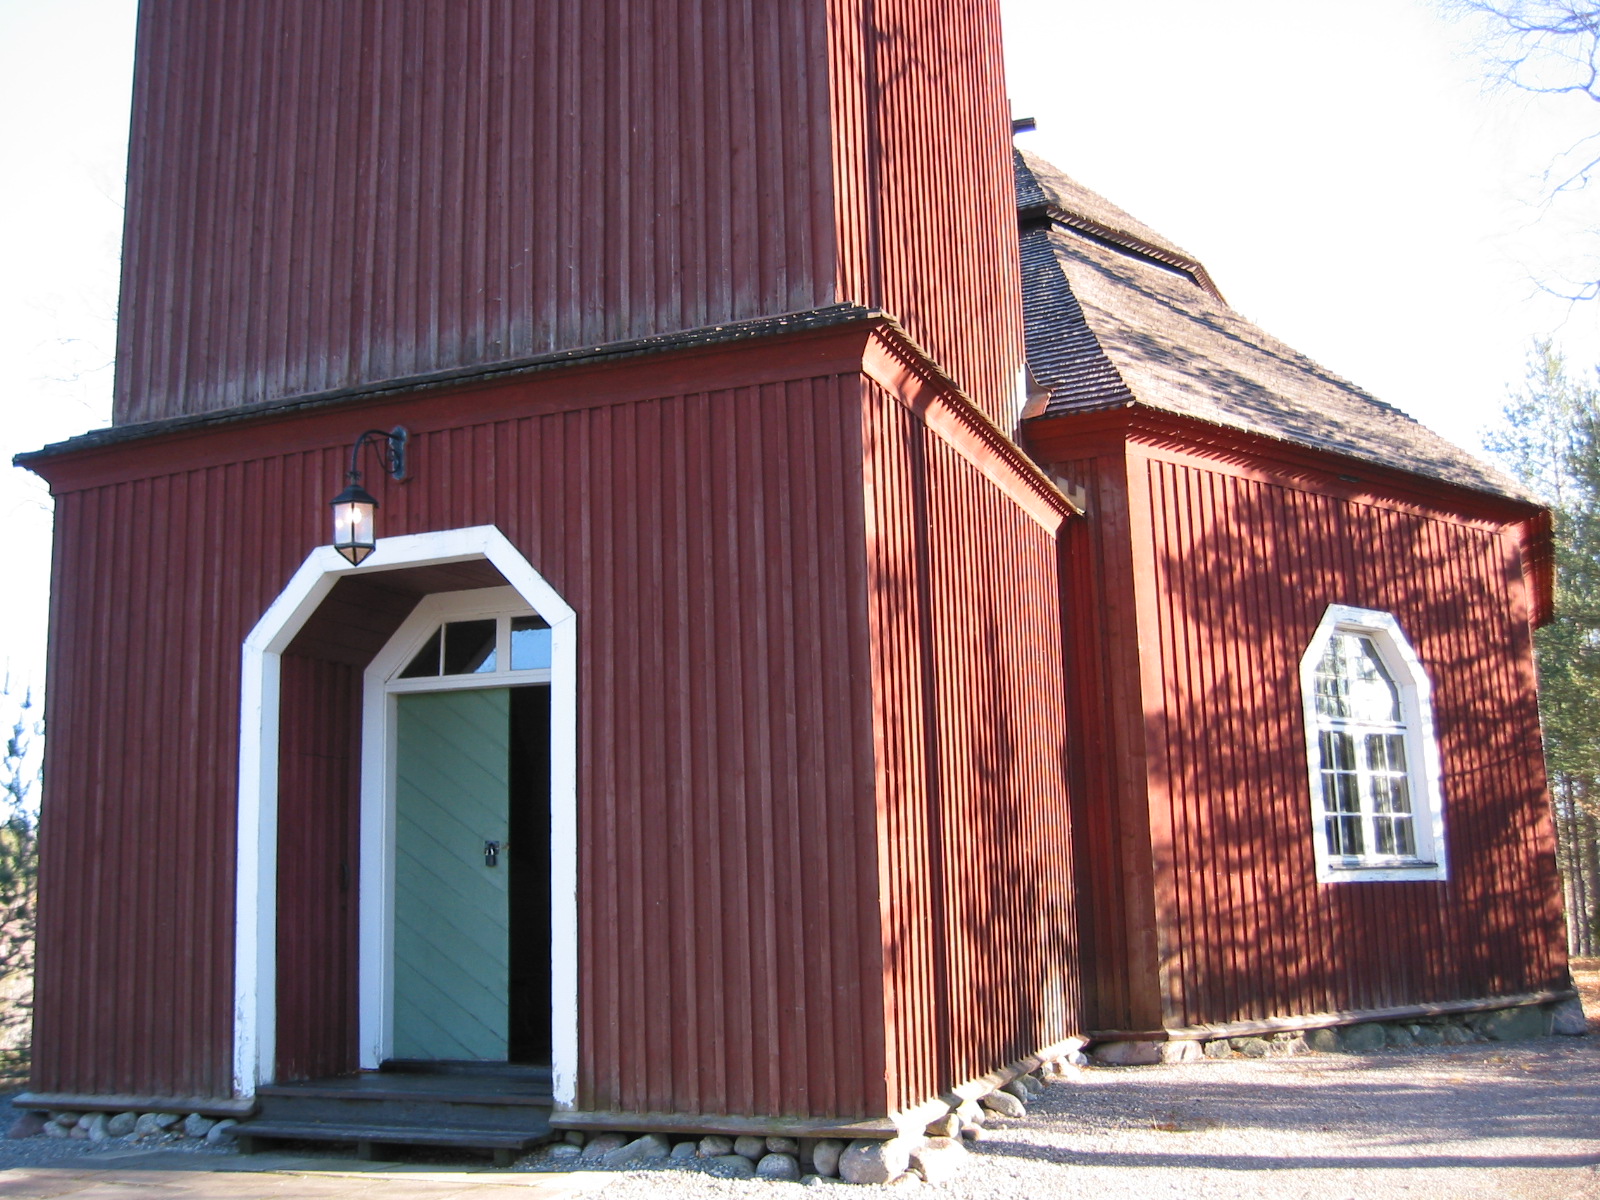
[[393, 689, 510, 1060]]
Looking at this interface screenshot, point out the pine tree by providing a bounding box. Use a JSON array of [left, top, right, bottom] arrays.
[[0, 676, 39, 1078], [1487, 340, 1600, 955]]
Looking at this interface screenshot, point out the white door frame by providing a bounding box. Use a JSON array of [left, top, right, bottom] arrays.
[[234, 526, 579, 1107], [362, 586, 552, 1067]]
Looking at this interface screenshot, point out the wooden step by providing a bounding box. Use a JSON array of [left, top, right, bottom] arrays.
[[253, 1071, 553, 1133], [238, 1068, 555, 1168], [234, 1120, 545, 1168], [380, 1060, 551, 1084], [255, 1082, 550, 1109]]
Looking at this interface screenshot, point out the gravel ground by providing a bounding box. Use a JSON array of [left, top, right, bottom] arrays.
[[578, 1035, 1600, 1200], [3, 1031, 1596, 1198]]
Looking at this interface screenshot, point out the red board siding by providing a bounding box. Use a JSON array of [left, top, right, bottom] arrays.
[[1049, 451, 1165, 1035], [274, 656, 362, 1082], [863, 383, 1079, 1113], [38, 341, 918, 1116], [116, 0, 837, 424], [115, 1, 1022, 435], [1036, 416, 1571, 1035], [1136, 448, 1567, 1027], [828, 0, 1025, 429], [34, 472, 251, 1099]]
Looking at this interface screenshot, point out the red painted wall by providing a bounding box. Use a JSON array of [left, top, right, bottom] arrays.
[[827, 0, 1025, 428], [115, 0, 1022, 430], [115, 0, 836, 424], [32, 319, 1072, 1115], [275, 656, 362, 1083], [1036, 412, 1569, 1034], [863, 382, 1080, 1110], [38, 331, 883, 1109]]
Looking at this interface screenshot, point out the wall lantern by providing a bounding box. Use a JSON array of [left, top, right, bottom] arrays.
[[331, 427, 409, 565]]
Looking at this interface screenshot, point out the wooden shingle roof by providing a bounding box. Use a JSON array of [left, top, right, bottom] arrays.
[[1016, 149, 1532, 503]]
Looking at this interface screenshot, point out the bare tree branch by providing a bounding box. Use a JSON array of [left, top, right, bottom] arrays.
[[1444, 0, 1600, 297]]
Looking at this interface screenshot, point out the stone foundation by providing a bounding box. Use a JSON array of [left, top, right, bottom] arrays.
[[12, 1107, 240, 1145], [1089, 997, 1581, 1065], [541, 1051, 1088, 1185]]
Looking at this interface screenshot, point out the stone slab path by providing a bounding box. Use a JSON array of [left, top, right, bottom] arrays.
[[0, 1150, 611, 1199]]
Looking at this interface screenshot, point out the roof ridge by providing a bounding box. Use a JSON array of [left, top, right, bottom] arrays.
[[1035, 203, 1227, 305], [1014, 149, 1225, 303], [1013, 153, 1535, 503]]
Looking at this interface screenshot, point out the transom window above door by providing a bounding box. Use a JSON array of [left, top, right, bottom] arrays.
[[397, 613, 551, 680]]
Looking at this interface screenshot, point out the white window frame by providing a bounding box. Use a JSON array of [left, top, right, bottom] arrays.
[[1298, 604, 1448, 884]]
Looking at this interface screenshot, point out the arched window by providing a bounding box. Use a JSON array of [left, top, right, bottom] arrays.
[[1298, 605, 1447, 883]]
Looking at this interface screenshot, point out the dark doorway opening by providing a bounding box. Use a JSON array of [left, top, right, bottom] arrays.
[[508, 685, 552, 1064]]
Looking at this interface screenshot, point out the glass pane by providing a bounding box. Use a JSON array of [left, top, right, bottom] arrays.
[[1373, 771, 1413, 816], [442, 620, 497, 675], [398, 629, 442, 678], [1393, 815, 1416, 857], [1376, 814, 1416, 857], [1313, 640, 1351, 719], [1350, 638, 1400, 723], [510, 616, 552, 671], [1320, 729, 1356, 772], [1326, 814, 1364, 857], [1314, 632, 1400, 723]]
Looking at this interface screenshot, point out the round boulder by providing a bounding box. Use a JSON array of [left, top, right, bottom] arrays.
[[839, 1137, 913, 1186], [756, 1152, 802, 1181]]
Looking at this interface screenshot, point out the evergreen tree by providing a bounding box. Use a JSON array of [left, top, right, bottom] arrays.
[[1487, 340, 1600, 955], [0, 677, 38, 1077]]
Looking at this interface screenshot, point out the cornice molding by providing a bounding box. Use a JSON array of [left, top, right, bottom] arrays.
[[1026, 405, 1544, 528], [862, 321, 1082, 535]]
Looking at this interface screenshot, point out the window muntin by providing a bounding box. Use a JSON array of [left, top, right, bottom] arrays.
[[395, 613, 550, 682], [1299, 607, 1447, 883]]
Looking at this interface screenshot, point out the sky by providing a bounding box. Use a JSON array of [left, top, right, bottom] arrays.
[[1, 0, 1598, 739]]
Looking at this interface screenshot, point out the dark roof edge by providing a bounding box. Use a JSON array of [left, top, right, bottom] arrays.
[[1018, 200, 1226, 305], [16, 304, 880, 467], [1026, 403, 1543, 513]]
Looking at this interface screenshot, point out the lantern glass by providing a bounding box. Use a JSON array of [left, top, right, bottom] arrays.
[[331, 485, 379, 565]]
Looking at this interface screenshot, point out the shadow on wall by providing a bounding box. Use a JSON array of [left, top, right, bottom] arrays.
[[1146, 456, 1565, 1027], [869, 403, 1081, 1097]]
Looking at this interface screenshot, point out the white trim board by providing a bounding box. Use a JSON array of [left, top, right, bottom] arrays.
[[1297, 603, 1448, 885], [235, 526, 580, 1106], [360, 586, 551, 1073]]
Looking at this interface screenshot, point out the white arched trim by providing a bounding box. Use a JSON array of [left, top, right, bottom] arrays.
[[1298, 604, 1447, 884], [235, 526, 579, 1106]]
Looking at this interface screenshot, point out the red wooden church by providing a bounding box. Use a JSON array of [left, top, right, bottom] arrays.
[[14, 0, 1573, 1164]]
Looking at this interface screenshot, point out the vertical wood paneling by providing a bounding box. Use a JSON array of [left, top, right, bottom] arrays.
[[1047, 453, 1166, 1035], [827, 0, 1025, 430], [1131, 450, 1567, 1029], [34, 470, 271, 1099], [275, 655, 360, 1082], [115, 0, 839, 424], [117, 1, 1022, 439], [862, 384, 1079, 1113], [37, 359, 892, 1118]]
